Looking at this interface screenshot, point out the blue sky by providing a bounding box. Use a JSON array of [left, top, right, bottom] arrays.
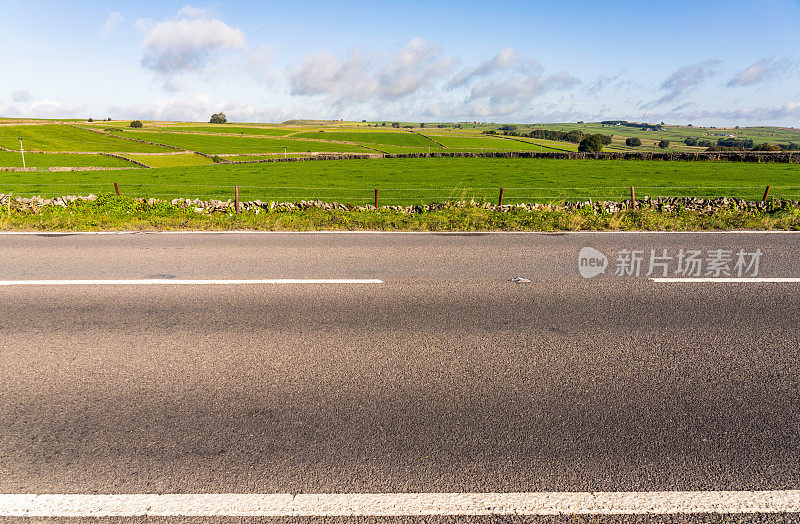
[[2, 0, 799, 125]]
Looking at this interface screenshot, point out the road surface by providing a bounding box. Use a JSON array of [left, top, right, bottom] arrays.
[[1, 231, 799, 518]]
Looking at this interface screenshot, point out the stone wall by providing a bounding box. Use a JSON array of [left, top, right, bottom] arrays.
[[1, 193, 797, 215]]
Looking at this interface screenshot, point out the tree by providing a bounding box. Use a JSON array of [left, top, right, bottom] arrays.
[[625, 137, 642, 147], [129, 120, 143, 128], [658, 140, 670, 149], [209, 112, 227, 124], [564, 130, 585, 143], [88, 118, 93, 122], [391, 122, 400, 128], [683, 137, 698, 146], [578, 134, 603, 153]]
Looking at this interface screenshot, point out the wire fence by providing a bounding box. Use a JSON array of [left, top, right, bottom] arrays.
[[2, 183, 799, 205]]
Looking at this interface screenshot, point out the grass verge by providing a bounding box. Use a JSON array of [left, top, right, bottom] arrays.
[[2, 194, 800, 232]]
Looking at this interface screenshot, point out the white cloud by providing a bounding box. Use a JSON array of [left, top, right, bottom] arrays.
[[106, 94, 292, 123], [289, 38, 455, 108], [727, 58, 792, 87], [177, 5, 214, 19], [290, 49, 375, 101], [11, 89, 32, 102], [138, 6, 246, 76], [643, 59, 720, 108], [464, 71, 580, 117], [378, 38, 457, 99], [448, 47, 522, 88], [102, 12, 124, 35], [0, 97, 83, 119]]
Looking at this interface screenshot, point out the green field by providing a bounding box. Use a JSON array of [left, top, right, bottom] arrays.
[[0, 152, 138, 168], [221, 154, 342, 161], [1, 119, 798, 206], [122, 132, 375, 154], [125, 125, 299, 136], [292, 131, 437, 147], [121, 153, 214, 168], [523, 123, 800, 148], [431, 135, 577, 152], [0, 124, 173, 153], [2, 158, 797, 204]]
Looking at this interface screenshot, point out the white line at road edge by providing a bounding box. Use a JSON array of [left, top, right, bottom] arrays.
[[1, 492, 799, 516], [0, 279, 383, 286], [651, 277, 800, 283]]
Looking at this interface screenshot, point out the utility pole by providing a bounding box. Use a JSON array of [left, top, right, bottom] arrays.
[[18, 138, 25, 168]]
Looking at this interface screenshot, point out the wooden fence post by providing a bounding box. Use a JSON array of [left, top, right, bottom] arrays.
[[114, 182, 120, 196], [235, 185, 240, 213], [374, 188, 379, 208], [499, 187, 504, 206], [763, 185, 771, 202], [630, 186, 636, 208]]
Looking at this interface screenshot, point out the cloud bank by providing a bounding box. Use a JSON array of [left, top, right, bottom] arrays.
[[727, 58, 791, 87], [138, 7, 246, 76]]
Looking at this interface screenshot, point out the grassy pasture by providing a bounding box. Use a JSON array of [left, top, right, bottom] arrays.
[[2, 157, 796, 204], [0, 124, 172, 153], [130, 126, 299, 136], [221, 154, 351, 161], [122, 153, 215, 168], [0, 152, 138, 168], [371, 145, 444, 153], [431, 135, 578, 152], [292, 131, 437, 147], [120, 132, 375, 154], [524, 123, 800, 147]]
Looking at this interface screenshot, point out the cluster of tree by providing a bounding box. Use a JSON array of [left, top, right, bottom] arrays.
[[708, 141, 800, 152], [681, 136, 799, 151], [716, 138, 754, 149], [751, 143, 783, 152], [600, 120, 663, 131], [658, 140, 670, 149], [578, 135, 605, 153], [209, 113, 227, 124], [484, 128, 612, 145], [129, 120, 143, 128], [480, 128, 616, 152], [625, 137, 642, 147]]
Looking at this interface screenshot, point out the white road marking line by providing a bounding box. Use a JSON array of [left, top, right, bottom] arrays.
[[0, 279, 383, 286], [1, 492, 799, 517], [651, 277, 800, 283]]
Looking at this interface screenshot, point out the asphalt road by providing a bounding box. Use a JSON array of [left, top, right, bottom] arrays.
[[1, 232, 799, 498]]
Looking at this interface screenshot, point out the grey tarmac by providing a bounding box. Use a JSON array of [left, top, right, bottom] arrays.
[[1, 232, 799, 521]]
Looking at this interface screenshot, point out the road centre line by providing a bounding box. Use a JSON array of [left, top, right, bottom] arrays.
[[1, 491, 799, 517], [651, 277, 800, 283], [0, 279, 383, 286]]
